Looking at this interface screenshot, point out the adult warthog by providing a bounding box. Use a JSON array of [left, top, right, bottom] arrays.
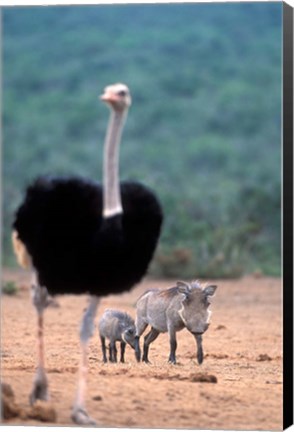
[[135, 280, 217, 364]]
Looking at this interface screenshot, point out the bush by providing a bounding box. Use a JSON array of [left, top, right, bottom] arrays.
[[2, 281, 19, 296], [2, 3, 282, 278]]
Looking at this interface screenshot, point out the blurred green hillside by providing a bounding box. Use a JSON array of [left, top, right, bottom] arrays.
[[2, 3, 282, 278]]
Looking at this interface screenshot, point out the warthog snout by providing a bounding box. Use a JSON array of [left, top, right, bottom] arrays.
[[190, 323, 210, 335]]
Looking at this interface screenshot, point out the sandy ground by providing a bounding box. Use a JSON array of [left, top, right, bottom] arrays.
[[1, 269, 282, 430]]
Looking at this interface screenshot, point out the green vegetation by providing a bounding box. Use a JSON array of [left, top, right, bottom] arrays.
[[2, 281, 19, 296], [2, 3, 282, 278]]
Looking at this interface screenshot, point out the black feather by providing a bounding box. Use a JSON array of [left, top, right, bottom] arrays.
[[13, 175, 163, 296]]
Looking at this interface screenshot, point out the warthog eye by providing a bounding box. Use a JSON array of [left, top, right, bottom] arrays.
[[126, 328, 134, 335], [203, 298, 210, 307]]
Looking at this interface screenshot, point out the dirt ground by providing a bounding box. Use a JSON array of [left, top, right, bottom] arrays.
[[1, 269, 283, 430]]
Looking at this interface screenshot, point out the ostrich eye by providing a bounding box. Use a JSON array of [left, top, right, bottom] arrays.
[[118, 90, 127, 97]]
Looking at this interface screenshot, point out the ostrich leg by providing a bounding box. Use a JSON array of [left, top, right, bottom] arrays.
[[71, 296, 100, 425], [30, 283, 50, 404]]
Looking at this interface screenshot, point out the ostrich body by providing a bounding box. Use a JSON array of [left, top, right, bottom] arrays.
[[12, 83, 163, 425], [13, 177, 161, 296]]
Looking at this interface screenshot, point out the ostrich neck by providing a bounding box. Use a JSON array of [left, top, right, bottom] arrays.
[[103, 109, 127, 218]]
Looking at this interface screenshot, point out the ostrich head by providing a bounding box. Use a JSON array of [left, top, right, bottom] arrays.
[[100, 83, 131, 112]]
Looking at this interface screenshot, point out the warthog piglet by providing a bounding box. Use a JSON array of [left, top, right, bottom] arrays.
[[98, 309, 139, 363]]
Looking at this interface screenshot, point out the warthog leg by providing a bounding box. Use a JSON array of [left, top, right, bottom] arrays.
[[168, 327, 178, 364], [120, 341, 126, 363], [193, 334, 204, 364], [143, 327, 160, 363], [100, 336, 108, 363], [109, 341, 118, 362], [135, 318, 149, 362], [134, 336, 141, 362]]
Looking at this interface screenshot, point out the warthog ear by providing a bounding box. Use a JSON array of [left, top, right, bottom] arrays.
[[203, 285, 217, 297], [176, 280, 191, 294]]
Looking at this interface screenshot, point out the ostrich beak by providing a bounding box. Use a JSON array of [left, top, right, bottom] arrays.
[[100, 93, 108, 101], [100, 92, 118, 103]]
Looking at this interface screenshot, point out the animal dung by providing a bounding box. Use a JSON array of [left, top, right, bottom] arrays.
[[1, 382, 21, 420], [1, 382, 27, 420], [189, 373, 217, 383], [215, 324, 227, 330], [92, 395, 103, 401], [1, 385, 56, 423], [1, 382, 14, 400], [148, 372, 217, 384], [26, 400, 57, 423], [256, 354, 272, 362]]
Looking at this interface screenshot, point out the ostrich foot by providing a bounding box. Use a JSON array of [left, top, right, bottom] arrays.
[[29, 367, 49, 405], [71, 406, 97, 426]]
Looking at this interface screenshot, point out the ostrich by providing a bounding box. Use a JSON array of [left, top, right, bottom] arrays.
[[12, 83, 163, 425]]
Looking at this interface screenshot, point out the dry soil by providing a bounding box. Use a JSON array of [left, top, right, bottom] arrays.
[[1, 269, 282, 430]]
